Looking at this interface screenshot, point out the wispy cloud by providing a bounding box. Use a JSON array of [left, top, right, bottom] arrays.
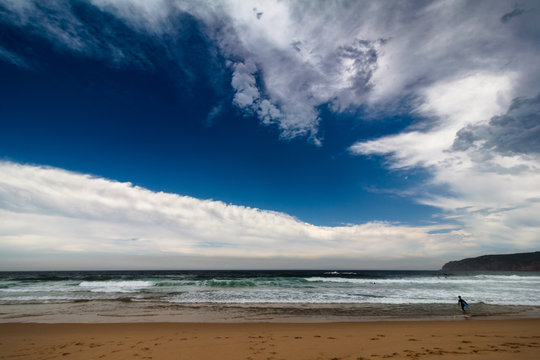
[[2, 1, 538, 141], [1, 0, 384, 142], [0, 45, 31, 69], [0, 161, 464, 269]]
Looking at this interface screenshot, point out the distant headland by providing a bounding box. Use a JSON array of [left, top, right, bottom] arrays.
[[441, 251, 540, 271]]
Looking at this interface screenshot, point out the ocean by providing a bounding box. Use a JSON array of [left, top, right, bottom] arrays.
[[1, 270, 539, 322]]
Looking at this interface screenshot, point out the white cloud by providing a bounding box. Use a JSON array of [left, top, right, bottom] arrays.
[[350, 72, 540, 253], [0, 0, 382, 141], [344, 1, 540, 255], [0, 161, 464, 269], [2, 0, 539, 263], [3, 0, 539, 140], [230, 60, 259, 109], [367, 1, 538, 104], [351, 73, 514, 168], [212, 0, 382, 140], [4, 1, 537, 142]]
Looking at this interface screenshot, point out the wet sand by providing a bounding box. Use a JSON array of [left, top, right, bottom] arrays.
[[3, 301, 539, 324], [1, 319, 539, 359]]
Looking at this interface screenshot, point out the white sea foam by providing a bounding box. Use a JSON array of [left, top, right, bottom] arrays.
[[78, 280, 153, 293], [1, 271, 539, 307]]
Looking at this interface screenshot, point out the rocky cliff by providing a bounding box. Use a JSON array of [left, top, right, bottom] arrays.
[[441, 251, 540, 271]]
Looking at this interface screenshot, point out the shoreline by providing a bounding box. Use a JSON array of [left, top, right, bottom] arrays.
[[1, 319, 539, 359], [2, 301, 540, 324]]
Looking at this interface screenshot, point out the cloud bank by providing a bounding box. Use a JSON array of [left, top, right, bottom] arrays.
[[0, 161, 466, 269]]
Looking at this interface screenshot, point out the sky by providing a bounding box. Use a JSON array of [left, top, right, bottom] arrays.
[[0, 0, 539, 270]]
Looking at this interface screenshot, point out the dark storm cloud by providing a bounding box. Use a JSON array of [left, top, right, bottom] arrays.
[[453, 94, 540, 155], [501, 8, 525, 23]]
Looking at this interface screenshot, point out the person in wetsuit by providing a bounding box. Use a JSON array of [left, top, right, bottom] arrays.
[[458, 296, 468, 312]]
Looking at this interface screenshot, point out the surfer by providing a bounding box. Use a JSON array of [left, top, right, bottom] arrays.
[[458, 296, 468, 312]]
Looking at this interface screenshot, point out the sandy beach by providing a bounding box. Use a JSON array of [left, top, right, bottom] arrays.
[[1, 319, 539, 359]]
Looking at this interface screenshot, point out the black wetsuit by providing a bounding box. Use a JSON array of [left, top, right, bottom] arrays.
[[458, 298, 468, 311]]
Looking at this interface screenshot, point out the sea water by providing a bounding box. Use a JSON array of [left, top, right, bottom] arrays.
[[1, 270, 539, 322]]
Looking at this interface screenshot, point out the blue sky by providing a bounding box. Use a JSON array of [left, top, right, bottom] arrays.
[[1, 0, 539, 270]]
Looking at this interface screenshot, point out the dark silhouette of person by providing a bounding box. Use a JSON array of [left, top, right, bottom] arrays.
[[458, 295, 468, 312]]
